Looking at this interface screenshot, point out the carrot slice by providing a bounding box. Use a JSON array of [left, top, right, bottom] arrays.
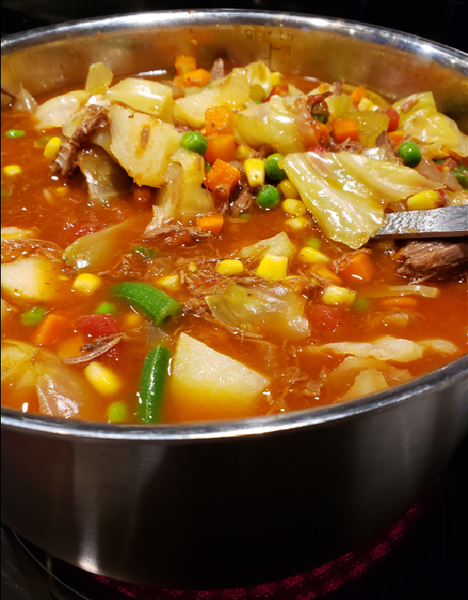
[[175, 68, 211, 88], [338, 252, 375, 284], [205, 134, 237, 164], [205, 159, 241, 201], [388, 130, 405, 145], [175, 55, 197, 76], [196, 213, 224, 234], [350, 85, 368, 106], [205, 107, 235, 135], [34, 314, 68, 346], [381, 297, 419, 310], [332, 118, 359, 143]]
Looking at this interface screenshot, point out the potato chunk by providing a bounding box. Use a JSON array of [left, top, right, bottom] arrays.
[[171, 333, 270, 421], [108, 104, 182, 187], [1, 256, 61, 302]]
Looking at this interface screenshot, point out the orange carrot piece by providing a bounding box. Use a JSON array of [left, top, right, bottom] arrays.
[[332, 118, 359, 143], [57, 334, 85, 359], [34, 314, 68, 346], [196, 213, 224, 234], [381, 297, 419, 310], [339, 252, 375, 284], [204, 134, 237, 164], [176, 68, 211, 88], [350, 85, 368, 106], [205, 107, 235, 135], [175, 55, 197, 76], [205, 159, 241, 201], [388, 130, 405, 145]]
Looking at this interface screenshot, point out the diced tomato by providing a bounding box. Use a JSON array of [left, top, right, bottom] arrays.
[[308, 304, 345, 333], [76, 314, 119, 339], [264, 85, 289, 102], [386, 106, 400, 132]]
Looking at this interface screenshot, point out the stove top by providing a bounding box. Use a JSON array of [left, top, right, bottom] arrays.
[[2, 436, 467, 600]]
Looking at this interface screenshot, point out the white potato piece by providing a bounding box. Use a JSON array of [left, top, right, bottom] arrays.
[[108, 104, 182, 187], [171, 333, 270, 420], [1, 256, 62, 302], [105, 78, 174, 121]]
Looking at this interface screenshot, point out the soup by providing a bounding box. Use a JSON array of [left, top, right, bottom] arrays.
[[1, 57, 467, 424]]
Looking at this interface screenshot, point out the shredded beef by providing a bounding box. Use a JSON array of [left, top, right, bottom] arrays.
[[63, 333, 127, 364], [230, 173, 254, 217], [183, 297, 209, 316], [327, 138, 363, 153], [375, 131, 399, 157], [395, 240, 468, 281], [52, 105, 109, 177], [1, 85, 17, 99], [1, 238, 63, 263], [210, 58, 225, 81]]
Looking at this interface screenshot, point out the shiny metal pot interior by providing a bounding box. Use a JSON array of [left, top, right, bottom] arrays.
[[1, 10, 468, 590]]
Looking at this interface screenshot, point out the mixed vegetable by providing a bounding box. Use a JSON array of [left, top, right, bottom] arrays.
[[1, 55, 467, 423]]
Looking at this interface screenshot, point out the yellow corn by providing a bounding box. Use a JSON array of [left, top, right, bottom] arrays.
[[123, 312, 144, 329], [3, 165, 21, 176], [43, 136, 62, 161], [236, 144, 254, 160], [72, 273, 102, 294], [270, 72, 281, 86], [188, 261, 198, 272], [244, 158, 265, 188], [285, 216, 310, 230], [278, 179, 299, 199], [322, 285, 357, 307], [282, 199, 306, 217], [157, 274, 181, 291], [56, 186, 67, 195], [299, 247, 330, 264], [84, 361, 121, 395], [407, 190, 439, 211], [256, 254, 288, 281], [216, 259, 244, 276]]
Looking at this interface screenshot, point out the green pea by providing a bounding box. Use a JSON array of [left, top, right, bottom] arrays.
[[313, 113, 328, 125], [238, 212, 252, 220], [1, 189, 11, 200], [306, 237, 322, 249], [452, 166, 468, 189], [353, 297, 371, 311], [256, 185, 281, 209], [181, 131, 208, 155], [132, 245, 157, 259], [433, 158, 447, 165], [95, 302, 117, 315], [397, 141, 422, 168], [36, 135, 53, 146], [205, 162, 211, 173], [108, 401, 130, 423], [5, 129, 26, 139], [21, 306, 47, 326], [264, 154, 287, 182]]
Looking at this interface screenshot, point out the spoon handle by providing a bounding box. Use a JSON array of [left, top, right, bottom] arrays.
[[374, 205, 468, 239]]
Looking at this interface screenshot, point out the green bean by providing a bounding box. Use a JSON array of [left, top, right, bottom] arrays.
[[112, 282, 182, 327], [139, 346, 172, 423]]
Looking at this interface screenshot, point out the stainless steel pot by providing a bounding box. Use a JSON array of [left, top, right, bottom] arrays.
[[2, 10, 468, 590]]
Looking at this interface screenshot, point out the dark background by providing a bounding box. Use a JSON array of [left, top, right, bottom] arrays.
[[1, 0, 468, 52]]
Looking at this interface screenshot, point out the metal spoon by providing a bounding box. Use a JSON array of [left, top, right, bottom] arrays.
[[374, 205, 468, 239]]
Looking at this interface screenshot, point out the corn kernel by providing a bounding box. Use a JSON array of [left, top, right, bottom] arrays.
[[282, 199, 306, 217], [72, 273, 102, 294], [256, 254, 288, 281], [188, 261, 198, 272], [157, 274, 181, 291], [299, 247, 330, 264], [84, 361, 121, 395], [278, 179, 299, 199], [285, 216, 310, 230], [244, 158, 265, 188], [56, 186, 67, 195], [216, 259, 244, 276], [43, 136, 62, 161], [358, 98, 376, 111], [3, 165, 22, 176], [407, 190, 440, 211], [236, 144, 254, 160], [271, 72, 281, 86], [123, 312, 144, 329], [322, 285, 357, 307]]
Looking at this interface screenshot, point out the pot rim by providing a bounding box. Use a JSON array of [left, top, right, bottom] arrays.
[[1, 9, 467, 441]]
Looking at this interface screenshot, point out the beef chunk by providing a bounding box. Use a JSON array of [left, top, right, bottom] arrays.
[[395, 240, 468, 281], [210, 58, 225, 81], [52, 105, 109, 177]]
